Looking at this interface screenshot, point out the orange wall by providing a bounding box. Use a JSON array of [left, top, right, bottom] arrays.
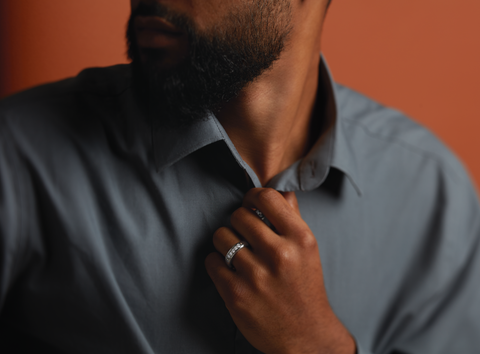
[[0, 0, 130, 95], [1, 0, 479, 188]]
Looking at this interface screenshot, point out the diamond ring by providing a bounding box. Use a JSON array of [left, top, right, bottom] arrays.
[[225, 241, 249, 269]]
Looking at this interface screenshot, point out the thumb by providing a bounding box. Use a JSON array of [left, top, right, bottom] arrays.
[[280, 191, 301, 217]]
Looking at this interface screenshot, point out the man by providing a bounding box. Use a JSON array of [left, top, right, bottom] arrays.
[[0, 0, 479, 353]]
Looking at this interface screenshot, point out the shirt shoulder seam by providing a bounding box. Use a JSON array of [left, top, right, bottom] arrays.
[[341, 116, 463, 182]]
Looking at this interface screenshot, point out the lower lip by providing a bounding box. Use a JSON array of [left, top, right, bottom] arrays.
[[135, 28, 186, 48]]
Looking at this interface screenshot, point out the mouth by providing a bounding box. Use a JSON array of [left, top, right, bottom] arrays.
[[132, 15, 189, 67], [133, 15, 187, 52], [134, 16, 185, 37]]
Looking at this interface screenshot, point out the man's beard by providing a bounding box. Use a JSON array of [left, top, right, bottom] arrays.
[[126, 1, 292, 128]]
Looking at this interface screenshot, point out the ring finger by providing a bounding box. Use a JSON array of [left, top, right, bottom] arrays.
[[212, 226, 256, 271]]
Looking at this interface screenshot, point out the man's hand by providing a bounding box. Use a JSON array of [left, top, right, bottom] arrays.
[[205, 188, 356, 354]]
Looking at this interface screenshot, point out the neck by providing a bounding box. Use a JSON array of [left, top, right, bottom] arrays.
[[215, 0, 327, 186], [217, 41, 324, 186]]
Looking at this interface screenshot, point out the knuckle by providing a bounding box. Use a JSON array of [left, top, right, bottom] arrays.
[[297, 229, 317, 249], [244, 187, 261, 202], [273, 244, 295, 269], [257, 188, 278, 204]]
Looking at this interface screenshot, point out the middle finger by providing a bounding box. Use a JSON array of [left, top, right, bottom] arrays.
[[230, 206, 279, 253]]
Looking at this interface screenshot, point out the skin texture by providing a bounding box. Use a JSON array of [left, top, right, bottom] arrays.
[[130, 1, 355, 353]]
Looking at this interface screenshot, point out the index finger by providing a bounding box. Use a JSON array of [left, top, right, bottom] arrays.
[[242, 188, 307, 237]]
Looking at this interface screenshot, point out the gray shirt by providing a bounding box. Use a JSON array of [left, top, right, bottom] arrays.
[[0, 59, 479, 354]]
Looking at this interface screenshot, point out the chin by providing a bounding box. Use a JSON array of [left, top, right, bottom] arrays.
[[139, 48, 187, 73]]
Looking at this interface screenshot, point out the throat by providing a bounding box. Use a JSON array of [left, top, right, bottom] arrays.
[[216, 53, 325, 186], [220, 96, 324, 187]]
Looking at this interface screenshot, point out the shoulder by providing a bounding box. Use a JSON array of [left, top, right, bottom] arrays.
[[334, 83, 480, 264], [0, 64, 137, 207], [0, 65, 131, 288], [334, 82, 468, 184], [0, 64, 132, 131], [0, 64, 133, 154], [0, 64, 132, 112]]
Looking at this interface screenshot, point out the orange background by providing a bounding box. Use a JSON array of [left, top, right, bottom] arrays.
[[1, 0, 479, 188]]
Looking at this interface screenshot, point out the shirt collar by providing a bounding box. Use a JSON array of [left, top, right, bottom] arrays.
[[148, 57, 362, 195], [323, 58, 363, 196], [151, 115, 263, 187], [265, 58, 362, 195]]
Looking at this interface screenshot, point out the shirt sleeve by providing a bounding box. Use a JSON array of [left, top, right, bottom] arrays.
[[350, 154, 480, 353], [397, 209, 480, 353], [391, 169, 479, 353], [399, 167, 480, 353]]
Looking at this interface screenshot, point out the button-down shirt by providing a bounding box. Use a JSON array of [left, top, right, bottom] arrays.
[[0, 59, 479, 354]]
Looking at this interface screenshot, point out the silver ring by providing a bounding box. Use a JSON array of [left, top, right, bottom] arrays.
[[255, 209, 265, 221], [225, 241, 249, 268], [254, 209, 276, 232]]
